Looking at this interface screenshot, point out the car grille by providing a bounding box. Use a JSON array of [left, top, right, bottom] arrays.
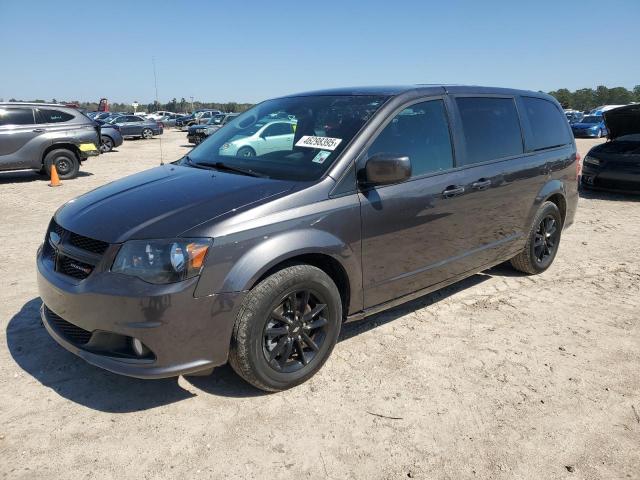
[[44, 306, 93, 345], [69, 232, 109, 254], [46, 219, 110, 280], [57, 255, 95, 279]]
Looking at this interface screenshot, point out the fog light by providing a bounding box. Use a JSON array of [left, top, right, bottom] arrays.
[[131, 337, 149, 357]]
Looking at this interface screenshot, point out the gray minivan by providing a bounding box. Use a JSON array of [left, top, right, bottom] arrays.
[[0, 103, 100, 179], [37, 85, 578, 391]]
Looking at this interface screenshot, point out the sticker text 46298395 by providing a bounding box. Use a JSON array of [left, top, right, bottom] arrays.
[[295, 135, 342, 151]]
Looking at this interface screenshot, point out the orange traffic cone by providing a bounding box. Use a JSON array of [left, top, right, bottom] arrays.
[[49, 164, 62, 187]]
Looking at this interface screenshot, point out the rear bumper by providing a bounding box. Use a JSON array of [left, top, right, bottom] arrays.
[[37, 246, 244, 378]]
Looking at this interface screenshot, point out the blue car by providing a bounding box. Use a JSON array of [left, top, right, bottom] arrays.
[[571, 115, 608, 138]]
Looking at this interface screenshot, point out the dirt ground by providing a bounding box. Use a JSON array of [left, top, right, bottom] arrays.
[[0, 132, 638, 480]]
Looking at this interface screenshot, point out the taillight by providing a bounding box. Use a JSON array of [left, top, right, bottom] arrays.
[[157, 122, 163, 128], [575, 152, 582, 178]]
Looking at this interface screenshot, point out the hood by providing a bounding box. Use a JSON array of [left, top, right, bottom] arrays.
[[188, 124, 205, 133], [55, 164, 295, 243], [603, 104, 640, 140]]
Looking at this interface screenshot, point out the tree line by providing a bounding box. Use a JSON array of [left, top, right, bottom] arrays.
[[4, 86, 640, 114], [548, 85, 640, 111], [2, 96, 254, 114]]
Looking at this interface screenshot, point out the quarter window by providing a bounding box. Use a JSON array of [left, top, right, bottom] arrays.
[[368, 100, 454, 177], [521, 97, 570, 150], [0, 108, 35, 126], [456, 97, 523, 165], [37, 109, 74, 123]]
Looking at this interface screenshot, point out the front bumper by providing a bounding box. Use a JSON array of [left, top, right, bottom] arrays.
[[572, 129, 601, 138], [581, 163, 640, 193], [37, 246, 244, 379]]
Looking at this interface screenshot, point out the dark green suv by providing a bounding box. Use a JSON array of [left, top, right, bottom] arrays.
[[0, 103, 100, 179]]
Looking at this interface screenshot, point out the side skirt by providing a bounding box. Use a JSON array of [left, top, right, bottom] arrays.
[[345, 251, 520, 323]]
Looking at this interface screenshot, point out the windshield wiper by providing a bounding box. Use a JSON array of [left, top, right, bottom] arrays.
[[197, 161, 268, 178], [182, 156, 267, 178]]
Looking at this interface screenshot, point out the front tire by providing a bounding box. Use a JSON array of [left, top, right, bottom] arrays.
[[43, 149, 80, 180], [596, 129, 602, 138], [236, 146, 256, 157], [510, 201, 562, 274], [229, 264, 342, 392]]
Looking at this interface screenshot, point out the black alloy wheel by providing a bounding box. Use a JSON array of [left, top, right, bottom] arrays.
[[229, 264, 342, 392], [533, 215, 559, 264], [510, 201, 562, 274], [263, 289, 329, 373]]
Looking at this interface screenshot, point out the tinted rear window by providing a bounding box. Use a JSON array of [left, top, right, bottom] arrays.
[[456, 97, 523, 165], [0, 107, 35, 126], [522, 97, 570, 150], [37, 109, 75, 123]]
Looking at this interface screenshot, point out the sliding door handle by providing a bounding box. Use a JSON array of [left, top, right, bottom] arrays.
[[471, 179, 492, 190]]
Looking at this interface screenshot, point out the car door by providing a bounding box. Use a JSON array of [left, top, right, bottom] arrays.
[[359, 97, 523, 308], [258, 122, 294, 154], [0, 107, 39, 170], [114, 116, 133, 135]]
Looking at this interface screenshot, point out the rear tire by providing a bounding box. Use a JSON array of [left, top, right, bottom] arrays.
[[510, 201, 562, 274], [141, 128, 153, 139], [229, 264, 342, 392], [43, 149, 80, 180], [100, 135, 114, 153], [596, 129, 602, 138]]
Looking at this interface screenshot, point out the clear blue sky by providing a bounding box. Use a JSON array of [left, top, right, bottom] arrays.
[[1, 0, 638, 104]]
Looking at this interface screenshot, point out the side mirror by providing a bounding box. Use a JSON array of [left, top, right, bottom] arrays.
[[359, 153, 411, 187]]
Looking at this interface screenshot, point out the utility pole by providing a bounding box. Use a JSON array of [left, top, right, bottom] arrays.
[[190, 96, 194, 113]]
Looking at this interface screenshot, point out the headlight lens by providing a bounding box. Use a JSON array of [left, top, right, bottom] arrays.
[[112, 239, 211, 284], [583, 156, 601, 167]]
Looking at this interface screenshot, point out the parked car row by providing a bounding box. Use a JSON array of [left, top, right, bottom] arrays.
[[86, 112, 164, 152], [187, 113, 239, 144]]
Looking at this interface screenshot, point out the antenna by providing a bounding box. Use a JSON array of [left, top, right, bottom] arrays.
[[152, 56, 164, 166]]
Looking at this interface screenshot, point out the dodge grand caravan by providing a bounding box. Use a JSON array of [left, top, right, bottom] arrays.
[[37, 85, 578, 391]]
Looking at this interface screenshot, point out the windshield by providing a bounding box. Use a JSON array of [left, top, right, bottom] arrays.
[[183, 95, 387, 181], [581, 116, 601, 123]]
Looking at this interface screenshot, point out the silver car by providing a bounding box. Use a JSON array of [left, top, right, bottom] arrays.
[[220, 120, 296, 157], [0, 103, 100, 179]]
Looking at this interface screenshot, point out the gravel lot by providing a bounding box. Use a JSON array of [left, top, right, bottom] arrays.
[[1, 132, 638, 479]]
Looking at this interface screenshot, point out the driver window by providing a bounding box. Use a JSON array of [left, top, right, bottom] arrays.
[[368, 99, 454, 177]]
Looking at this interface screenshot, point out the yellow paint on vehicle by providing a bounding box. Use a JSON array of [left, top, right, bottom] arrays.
[[79, 143, 98, 152]]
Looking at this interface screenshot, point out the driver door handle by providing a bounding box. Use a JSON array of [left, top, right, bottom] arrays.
[[442, 185, 465, 198], [32, 128, 45, 133]]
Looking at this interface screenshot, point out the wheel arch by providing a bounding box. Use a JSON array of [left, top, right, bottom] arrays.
[[526, 179, 568, 229], [196, 229, 362, 316], [41, 143, 80, 166]]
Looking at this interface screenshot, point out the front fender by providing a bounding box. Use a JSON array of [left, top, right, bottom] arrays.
[[194, 228, 363, 312]]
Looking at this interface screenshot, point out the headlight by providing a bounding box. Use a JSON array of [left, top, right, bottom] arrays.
[[583, 156, 601, 167], [112, 239, 211, 284], [221, 143, 230, 150]]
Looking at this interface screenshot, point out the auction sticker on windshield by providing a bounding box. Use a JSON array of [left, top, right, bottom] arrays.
[[295, 135, 342, 151]]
